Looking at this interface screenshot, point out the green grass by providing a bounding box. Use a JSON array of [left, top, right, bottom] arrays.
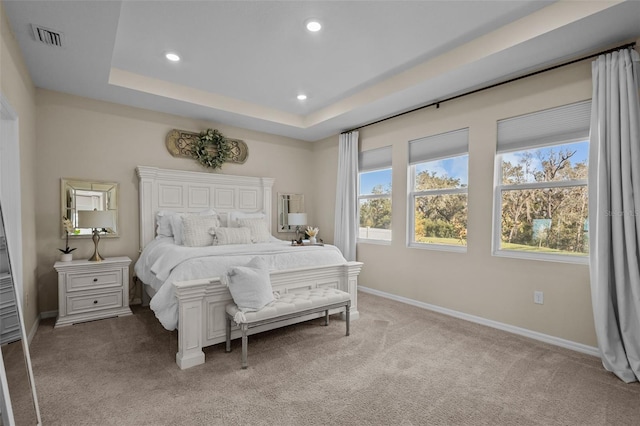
[[415, 236, 466, 246], [414, 237, 588, 256], [500, 242, 587, 256]]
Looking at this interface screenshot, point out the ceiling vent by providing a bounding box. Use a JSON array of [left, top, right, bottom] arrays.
[[31, 24, 64, 47]]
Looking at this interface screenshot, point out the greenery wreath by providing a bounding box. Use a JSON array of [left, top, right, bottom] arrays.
[[190, 128, 232, 170]]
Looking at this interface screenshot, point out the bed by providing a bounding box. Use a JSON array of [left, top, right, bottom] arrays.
[[135, 166, 362, 369]]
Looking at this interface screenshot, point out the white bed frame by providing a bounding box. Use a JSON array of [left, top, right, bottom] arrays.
[[136, 166, 362, 369]]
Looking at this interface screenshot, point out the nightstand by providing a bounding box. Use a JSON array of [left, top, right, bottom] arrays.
[[54, 256, 132, 327]]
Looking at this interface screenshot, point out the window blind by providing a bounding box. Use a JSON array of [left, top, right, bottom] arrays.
[[408, 128, 469, 165], [497, 100, 591, 153], [359, 146, 392, 172]]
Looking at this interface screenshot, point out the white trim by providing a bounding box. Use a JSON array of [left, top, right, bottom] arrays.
[[408, 157, 469, 249], [0, 93, 23, 302], [492, 147, 590, 263], [27, 316, 40, 345], [39, 310, 58, 319], [357, 238, 391, 246], [493, 249, 589, 265], [408, 242, 467, 252], [358, 285, 600, 358], [500, 179, 587, 191]]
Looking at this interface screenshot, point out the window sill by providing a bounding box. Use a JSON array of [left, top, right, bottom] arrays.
[[357, 238, 391, 246], [408, 242, 467, 253], [493, 249, 589, 265]]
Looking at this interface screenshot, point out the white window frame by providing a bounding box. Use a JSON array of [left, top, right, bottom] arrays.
[[358, 146, 392, 244], [407, 128, 469, 252], [492, 101, 590, 264], [408, 155, 468, 252], [357, 168, 392, 244]]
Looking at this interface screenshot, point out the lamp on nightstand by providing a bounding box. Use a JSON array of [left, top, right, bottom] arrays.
[[287, 213, 307, 240], [78, 210, 115, 262]]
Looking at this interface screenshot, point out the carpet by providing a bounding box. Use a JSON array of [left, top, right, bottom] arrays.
[[13, 292, 640, 425]]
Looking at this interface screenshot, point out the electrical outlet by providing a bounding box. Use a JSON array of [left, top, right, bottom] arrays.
[[534, 291, 544, 305]]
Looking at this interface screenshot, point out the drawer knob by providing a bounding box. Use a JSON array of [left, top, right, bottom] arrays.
[[93, 300, 98, 304], [93, 278, 98, 282]]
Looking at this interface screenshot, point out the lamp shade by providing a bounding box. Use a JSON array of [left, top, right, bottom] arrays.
[[78, 210, 115, 230], [287, 213, 307, 226]]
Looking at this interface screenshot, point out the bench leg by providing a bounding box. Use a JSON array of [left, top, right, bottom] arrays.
[[225, 316, 232, 353], [346, 303, 350, 336], [241, 324, 249, 369], [325, 309, 329, 326]]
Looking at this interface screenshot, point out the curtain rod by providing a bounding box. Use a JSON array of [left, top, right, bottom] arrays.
[[342, 41, 637, 134]]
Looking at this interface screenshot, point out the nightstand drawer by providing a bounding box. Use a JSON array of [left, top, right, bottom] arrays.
[[55, 256, 132, 327], [66, 290, 123, 315], [66, 270, 122, 292]]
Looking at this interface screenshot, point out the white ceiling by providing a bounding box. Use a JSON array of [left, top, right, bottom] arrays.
[[4, 1, 640, 142]]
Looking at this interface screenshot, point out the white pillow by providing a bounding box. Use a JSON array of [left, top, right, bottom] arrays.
[[225, 257, 274, 312], [182, 215, 221, 247], [237, 217, 271, 243], [228, 211, 265, 228], [170, 209, 217, 245], [155, 210, 176, 238], [213, 227, 253, 245], [217, 212, 229, 228]]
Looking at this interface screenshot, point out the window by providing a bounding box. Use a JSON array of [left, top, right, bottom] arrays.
[[358, 146, 392, 242], [409, 128, 469, 250], [494, 101, 590, 262]]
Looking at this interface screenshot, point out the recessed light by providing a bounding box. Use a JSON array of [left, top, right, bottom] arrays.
[[305, 19, 322, 32], [165, 52, 180, 62], [297, 94, 307, 101]]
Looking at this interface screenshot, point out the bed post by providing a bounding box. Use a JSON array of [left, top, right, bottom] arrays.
[[344, 261, 363, 320], [174, 279, 209, 369]]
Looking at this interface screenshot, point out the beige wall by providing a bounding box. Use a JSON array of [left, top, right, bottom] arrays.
[[0, 3, 39, 333], [35, 90, 315, 313], [314, 61, 596, 347]]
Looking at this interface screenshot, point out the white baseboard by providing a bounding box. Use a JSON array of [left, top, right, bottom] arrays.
[[40, 310, 57, 319], [358, 286, 600, 358], [27, 316, 40, 345]]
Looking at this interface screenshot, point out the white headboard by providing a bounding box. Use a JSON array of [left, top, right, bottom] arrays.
[[136, 166, 274, 251]]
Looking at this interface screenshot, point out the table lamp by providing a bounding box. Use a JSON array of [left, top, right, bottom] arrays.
[[287, 213, 307, 239], [78, 210, 114, 261]]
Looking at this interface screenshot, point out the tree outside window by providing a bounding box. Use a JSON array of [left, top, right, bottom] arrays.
[[410, 155, 468, 247], [358, 168, 392, 242], [497, 140, 589, 257]]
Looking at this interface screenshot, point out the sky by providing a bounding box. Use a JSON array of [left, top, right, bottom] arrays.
[[501, 140, 589, 182], [360, 140, 589, 194]]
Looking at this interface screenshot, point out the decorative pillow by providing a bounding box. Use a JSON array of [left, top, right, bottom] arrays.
[[212, 227, 253, 245], [156, 210, 177, 238], [217, 212, 229, 228], [228, 211, 265, 228], [182, 215, 221, 247], [169, 209, 217, 245], [237, 218, 271, 243], [225, 257, 274, 312]]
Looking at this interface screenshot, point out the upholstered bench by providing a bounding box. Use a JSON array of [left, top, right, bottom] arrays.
[[225, 288, 351, 369]]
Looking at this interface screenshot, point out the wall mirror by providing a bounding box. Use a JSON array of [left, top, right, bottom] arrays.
[[61, 178, 119, 238], [277, 193, 304, 233], [0, 201, 42, 425]]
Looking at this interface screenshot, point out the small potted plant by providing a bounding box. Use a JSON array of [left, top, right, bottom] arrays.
[[59, 216, 76, 261], [305, 226, 319, 245]]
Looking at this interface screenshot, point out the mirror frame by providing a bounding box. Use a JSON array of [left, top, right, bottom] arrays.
[[61, 178, 119, 238], [277, 193, 304, 233], [0, 201, 42, 425]]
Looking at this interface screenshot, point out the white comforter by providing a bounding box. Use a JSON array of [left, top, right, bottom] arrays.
[[134, 237, 347, 330]]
